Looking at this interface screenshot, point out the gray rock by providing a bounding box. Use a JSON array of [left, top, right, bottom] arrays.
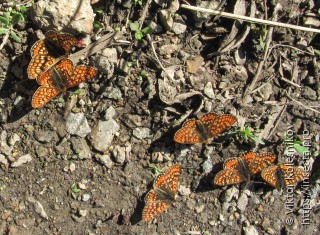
[[70, 137, 92, 159], [243, 225, 259, 235], [202, 157, 213, 174], [66, 113, 91, 138], [204, 82, 215, 99], [82, 194, 91, 202], [104, 106, 116, 120], [111, 145, 126, 164], [93, 50, 115, 75], [102, 86, 123, 100], [0, 154, 8, 166], [96, 154, 114, 169], [172, 17, 187, 34], [11, 154, 33, 167], [237, 193, 248, 211], [34, 130, 58, 143], [90, 120, 120, 152], [302, 87, 317, 101], [178, 185, 191, 196], [221, 187, 239, 202], [31, 0, 94, 34], [132, 127, 152, 140], [27, 196, 48, 220], [159, 9, 173, 31]]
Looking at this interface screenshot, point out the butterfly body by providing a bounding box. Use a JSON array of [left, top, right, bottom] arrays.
[[174, 113, 237, 144], [142, 164, 181, 222], [214, 152, 276, 186], [261, 165, 307, 191]]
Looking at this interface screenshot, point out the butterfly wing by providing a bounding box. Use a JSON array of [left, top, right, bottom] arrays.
[[66, 65, 97, 88], [142, 197, 171, 222], [163, 164, 181, 194], [205, 114, 237, 138], [214, 168, 245, 186], [261, 165, 279, 188], [247, 152, 277, 175], [174, 120, 206, 144], [224, 157, 241, 169], [45, 30, 77, 54], [32, 87, 61, 108], [280, 165, 307, 186], [30, 40, 48, 57], [28, 54, 57, 80]]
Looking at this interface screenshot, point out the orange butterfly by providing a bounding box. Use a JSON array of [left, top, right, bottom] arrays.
[[214, 152, 276, 186], [142, 164, 181, 222], [32, 59, 97, 108], [28, 31, 77, 80], [261, 164, 307, 190], [174, 113, 237, 144]]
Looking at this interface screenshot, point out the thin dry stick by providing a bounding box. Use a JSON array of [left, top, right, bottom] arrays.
[[146, 34, 173, 80], [69, 32, 120, 64], [180, 4, 320, 33], [0, 31, 10, 50], [243, 4, 282, 99], [286, 92, 320, 114], [138, 0, 152, 30]]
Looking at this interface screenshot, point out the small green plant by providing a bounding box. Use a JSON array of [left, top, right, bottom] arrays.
[[138, 70, 148, 79], [129, 21, 153, 40], [251, 24, 266, 50], [133, 0, 143, 6], [148, 164, 163, 176], [283, 138, 310, 156], [70, 183, 81, 199], [0, 3, 27, 45], [232, 126, 265, 145]]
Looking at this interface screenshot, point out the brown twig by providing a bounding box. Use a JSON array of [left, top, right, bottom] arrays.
[[69, 32, 121, 64]]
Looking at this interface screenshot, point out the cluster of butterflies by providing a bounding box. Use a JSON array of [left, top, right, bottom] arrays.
[[27, 31, 97, 108], [142, 113, 308, 221], [27, 32, 308, 222]]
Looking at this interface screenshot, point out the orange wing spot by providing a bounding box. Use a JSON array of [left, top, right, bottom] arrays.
[[142, 164, 181, 222], [173, 113, 237, 144]]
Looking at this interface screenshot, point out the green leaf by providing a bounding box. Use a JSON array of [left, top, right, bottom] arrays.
[[0, 28, 9, 35], [95, 6, 104, 14], [71, 183, 80, 193], [251, 136, 265, 145], [10, 31, 21, 43], [293, 143, 309, 155], [129, 22, 139, 32], [140, 70, 148, 77], [11, 13, 23, 26], [141, 26, 153, 35], [135, 31, 143, 40], [3, 12, 10, 20], [314, 49, 320, 56], [93, 21, 103, 29], [20, 5, 27, 13], [0, 16, 9, 26]]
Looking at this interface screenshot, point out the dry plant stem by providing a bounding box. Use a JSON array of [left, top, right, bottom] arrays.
[[180, 4, 320, 33], [0, 31, 10, 50], [286, 92, 320, 114], [243, 4, 281, 98], [266, 101, 287, 139], [138, 0, 152, 30], [268, 44, 315, 57], [146, 34, 172, 79], [69, 32, 120, 64]]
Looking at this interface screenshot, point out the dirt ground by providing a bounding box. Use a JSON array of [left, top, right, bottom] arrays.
[[0, 0, 319, 234]]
